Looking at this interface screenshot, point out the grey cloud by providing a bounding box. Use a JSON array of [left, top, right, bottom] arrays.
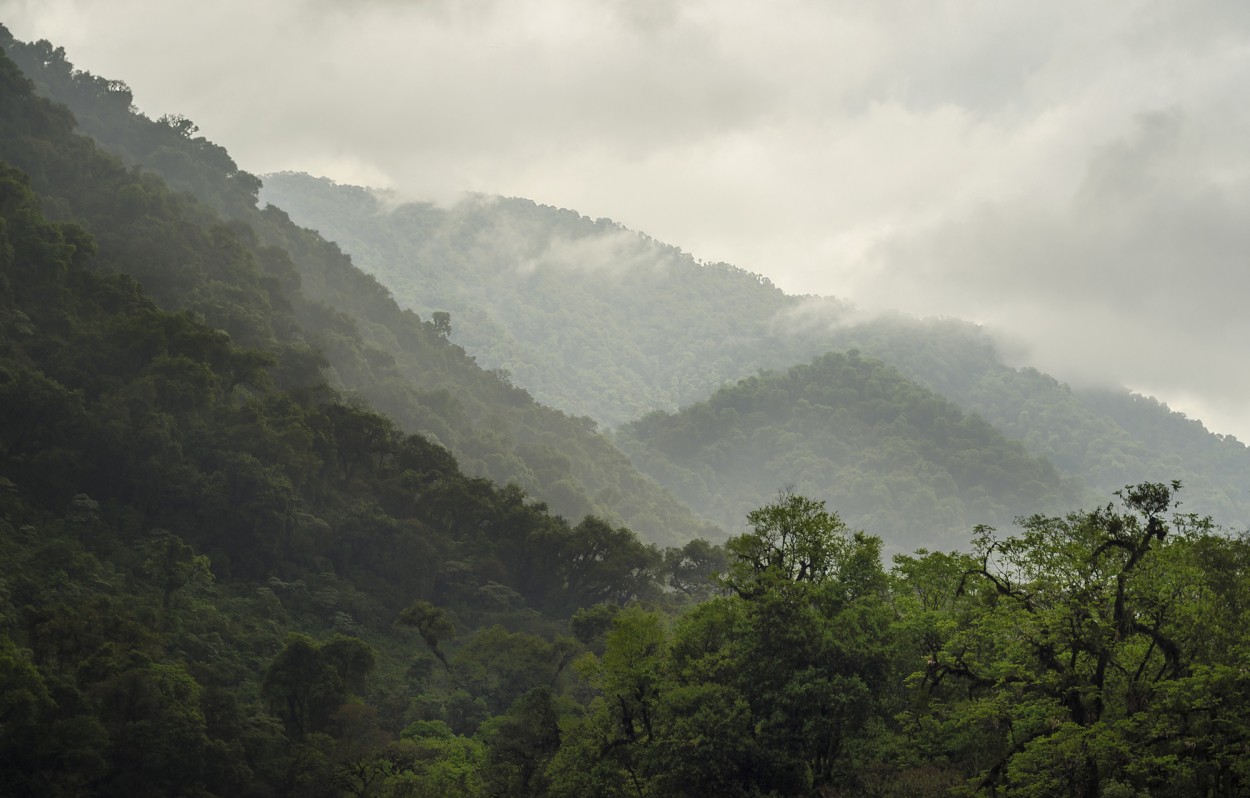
[[858, 109, 1250, 436]]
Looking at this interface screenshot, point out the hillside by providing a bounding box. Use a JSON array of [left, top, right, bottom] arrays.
[[617, 351, 1081, 548], [0, 29, 715, 547], [259, 172, 1250, 531]]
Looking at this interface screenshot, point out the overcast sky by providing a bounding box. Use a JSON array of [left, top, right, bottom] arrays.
[[4, 0, 1249, 441]]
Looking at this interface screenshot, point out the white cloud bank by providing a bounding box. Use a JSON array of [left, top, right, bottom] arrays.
[[4, 0, 1249, 438]]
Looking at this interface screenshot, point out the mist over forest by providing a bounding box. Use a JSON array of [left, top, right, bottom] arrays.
[[260, 171, 1250, 538], [1, 8, 1249, 798]]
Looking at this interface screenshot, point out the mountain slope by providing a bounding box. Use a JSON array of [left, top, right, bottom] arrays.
[[0, 28, 715, 546], [616, 351, 1081, 548]]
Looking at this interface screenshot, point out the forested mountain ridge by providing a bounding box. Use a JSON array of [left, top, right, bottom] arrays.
[[0, 28, 716, 547], [260, 171, 1250, 532], [617, 350, 1083, 549]]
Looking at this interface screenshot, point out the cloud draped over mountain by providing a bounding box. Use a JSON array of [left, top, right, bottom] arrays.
[[859, 110, 1250, 440], [4, 0, 1248, 438]]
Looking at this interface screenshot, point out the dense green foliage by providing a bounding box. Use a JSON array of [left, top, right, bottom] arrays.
[[548, 482, 1250, 797], [617, 351, 1081, 548], [258, 173, 1250, 532], [0, 29, 715, 547]]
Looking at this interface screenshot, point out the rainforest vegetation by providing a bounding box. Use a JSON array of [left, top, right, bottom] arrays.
[[2, 27, 1249, 798]]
